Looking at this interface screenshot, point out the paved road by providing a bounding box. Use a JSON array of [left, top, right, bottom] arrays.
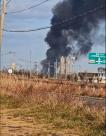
[[75, 95, 106, 107], [33, 90, 106, 108]]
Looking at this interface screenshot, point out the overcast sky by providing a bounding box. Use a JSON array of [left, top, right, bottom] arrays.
[[0, 0, 105, 72]]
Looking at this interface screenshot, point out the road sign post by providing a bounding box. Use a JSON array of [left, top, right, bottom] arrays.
[[88, 53, 106, 64]]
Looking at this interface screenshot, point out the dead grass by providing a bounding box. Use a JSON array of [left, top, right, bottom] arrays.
[[0, 94, 106, 136], [0, 74, 106, 136], [0, 74, 105, 99]]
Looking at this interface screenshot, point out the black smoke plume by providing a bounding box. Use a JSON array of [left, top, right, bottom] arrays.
[[42, 0, 105, 74]]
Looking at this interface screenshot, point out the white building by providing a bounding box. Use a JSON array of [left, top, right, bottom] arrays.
[[97, 67, 106, 84]]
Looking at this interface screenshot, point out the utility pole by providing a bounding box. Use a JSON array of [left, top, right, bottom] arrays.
[[29, 50, 32, 78], [0, 0, 6, 46], [0, 0, 6, 72], [34, 61, 38, 77]]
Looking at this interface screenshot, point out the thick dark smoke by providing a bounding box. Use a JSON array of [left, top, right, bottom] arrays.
[[42, 0, 105, 74]]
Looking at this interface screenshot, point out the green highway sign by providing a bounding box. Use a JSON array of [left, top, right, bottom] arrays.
[[88, 53, 106, 64]]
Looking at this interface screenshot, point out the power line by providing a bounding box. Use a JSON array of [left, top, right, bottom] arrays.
[[3, 5, 105, 33], [7, 0, 50, 14], [6, 0, 12, 5]]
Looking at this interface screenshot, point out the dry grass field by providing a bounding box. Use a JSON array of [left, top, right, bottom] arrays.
[[0, 73, 106, 98], [0, 73, 106, 136]]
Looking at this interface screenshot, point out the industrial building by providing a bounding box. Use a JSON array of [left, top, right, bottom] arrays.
[[59, 56, 72, 75]]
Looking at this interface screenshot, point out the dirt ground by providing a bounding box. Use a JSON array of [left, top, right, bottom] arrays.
[[0, 109, 79, 136]]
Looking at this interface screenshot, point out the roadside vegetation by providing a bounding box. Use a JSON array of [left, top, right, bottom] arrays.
[[0, 73, 105, 98], [0, 74, 106, 136], [0, 94, 106, 136]]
